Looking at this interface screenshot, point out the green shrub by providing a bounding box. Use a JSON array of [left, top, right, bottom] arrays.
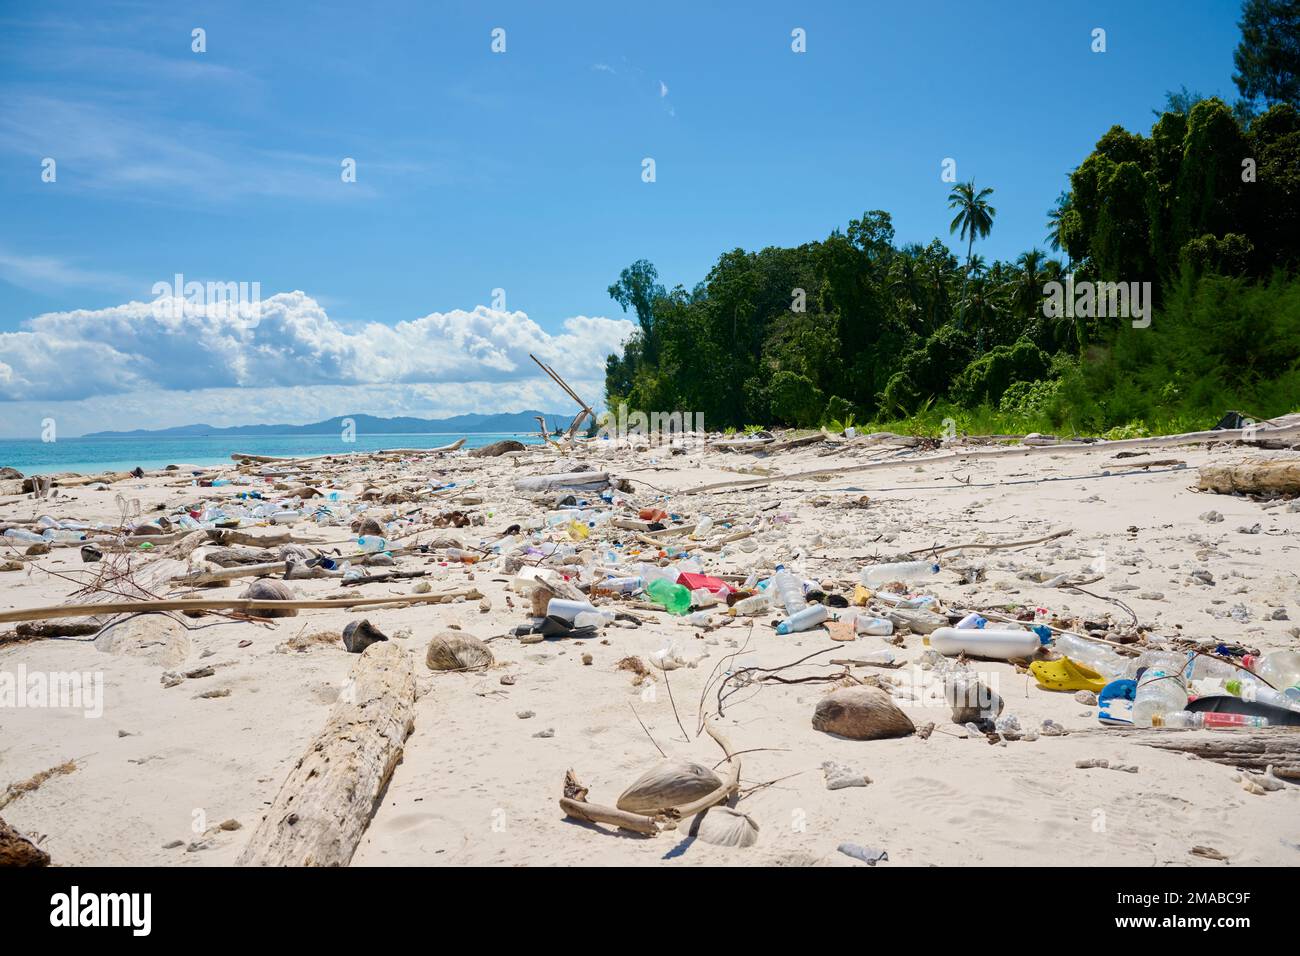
[[953, 338, 1049, 407], [769, 371, 825, 426]]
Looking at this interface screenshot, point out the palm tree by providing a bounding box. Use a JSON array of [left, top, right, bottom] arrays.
[[1046, 191, 1072, 268], [948, 181, 996, 327]]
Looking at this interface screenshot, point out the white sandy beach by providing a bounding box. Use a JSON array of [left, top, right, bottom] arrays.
[[2, 429, 1298, 867]]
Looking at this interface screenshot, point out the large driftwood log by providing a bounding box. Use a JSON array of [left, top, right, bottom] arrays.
[[0, 587, 483, 625], [237, 641, 417, 866], [1198, 459, 1300, 496], [1084, 728, 1300, 780]]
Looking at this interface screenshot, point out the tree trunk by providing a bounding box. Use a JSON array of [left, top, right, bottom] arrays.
[[236, 642, 417, 866]]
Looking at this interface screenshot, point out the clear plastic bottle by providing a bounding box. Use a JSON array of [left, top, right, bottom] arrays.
[[854, 615, 894, 636], [772, 564, 807, 617], [1257, 651, 1300, 695], [356, 536, 388, 553], [1054, 633, 1128, 680], [1132, 668, 1189, 728], [689, 587, 720, 608], [732, 592, 771, 616], [3, 528, 45, 544], [859, 560, 940, 589], [776, 603, 829, 635], [689, 515, 713, 540], [42, 528, 86, 542], [574, 609, 615, 628]]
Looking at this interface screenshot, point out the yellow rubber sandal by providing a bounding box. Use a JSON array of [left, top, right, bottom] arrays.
[[1030, 657, 1107, 693]]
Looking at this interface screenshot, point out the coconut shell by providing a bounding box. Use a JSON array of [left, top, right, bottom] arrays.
[[616, 759, 723, 814], [425, 631, 493, 671], [691, 806, 759, 848], [238, 579, 298, 618], [812, 686, 915, 740], [342, 619, 388, 654]]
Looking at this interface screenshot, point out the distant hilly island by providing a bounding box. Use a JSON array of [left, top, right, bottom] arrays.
[[82, 410, 573, 439]]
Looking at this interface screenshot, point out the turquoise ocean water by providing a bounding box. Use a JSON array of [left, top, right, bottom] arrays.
[[0, 432, 545, 476]]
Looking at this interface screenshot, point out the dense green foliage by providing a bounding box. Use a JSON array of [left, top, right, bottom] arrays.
[[603, 7, 1300, 436]]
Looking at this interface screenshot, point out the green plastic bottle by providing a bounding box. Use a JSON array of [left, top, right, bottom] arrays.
[[646, 579, 692, 616]]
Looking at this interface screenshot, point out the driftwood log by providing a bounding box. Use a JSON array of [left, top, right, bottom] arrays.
[[237, 641, 417, 866], [1198, 459, 1300, 496], [1085, 728, 1300, 781], [0, 587, 483, 625], [0, 815, 49, 866]]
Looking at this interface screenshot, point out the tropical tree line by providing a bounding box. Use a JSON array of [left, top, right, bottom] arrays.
[[603, 0, 1300, 435]]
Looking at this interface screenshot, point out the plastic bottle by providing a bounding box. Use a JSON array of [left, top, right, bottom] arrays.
[[772, 564, 807, 617], [776, 603, 830, 635], [732, 592, 771, 616], [689, 587, 720, 608], [1132, 668, 1189, 728], [929, 627, 1042, 660], [1054, 633, 1128, 680], [860, 560, 940, 589], [594, 576, 643, 595], [1225, 676, 1300, 712], [1256, 651, 1300, 695], [690, 516, 713, 540], [645, 579, 692, 616], [1151, 710, 1202, 729], [357, 536, 389, 553], [854, 615, 894, 636], [956, 612, 987, 630], [443, 548, 479, 564], [1202, 712, 1269, 730], [42, 529, 86, 542], [686, 610, 714, 627], [3, 528, 45, 544], [547, 598, 600, 622], [574, 609, 615, 628]]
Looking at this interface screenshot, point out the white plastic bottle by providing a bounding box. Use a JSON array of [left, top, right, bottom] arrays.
[[854, 614, 894, 636], [772, 564, 806, 616], [546, 598, 599, 622], [574, 609, 615, 628], [776, 603, 829, 635], [929, 627, 1042, 660], [860, 560, 940, 589], [1132, 668, 1188, 728], [690, 515, 714, 540]]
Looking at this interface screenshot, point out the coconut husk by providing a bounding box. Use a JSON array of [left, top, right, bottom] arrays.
[[425, 631, 493, 671], [812, 686, 915, 740], [616, 759, 723, 814], [690, 806, 759, 848], [237, 579, 298, 618], [342, 619, 388, 653]]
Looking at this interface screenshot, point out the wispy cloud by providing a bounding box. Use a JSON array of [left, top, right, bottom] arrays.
[[0, 249, 138, 296], [0, 95, 382, 203]]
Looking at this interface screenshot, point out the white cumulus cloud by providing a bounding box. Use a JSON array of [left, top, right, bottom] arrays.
[[0, 292, 637, 435]]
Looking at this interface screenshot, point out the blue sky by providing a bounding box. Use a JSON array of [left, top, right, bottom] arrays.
[[0, 0, 1247, 436]]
